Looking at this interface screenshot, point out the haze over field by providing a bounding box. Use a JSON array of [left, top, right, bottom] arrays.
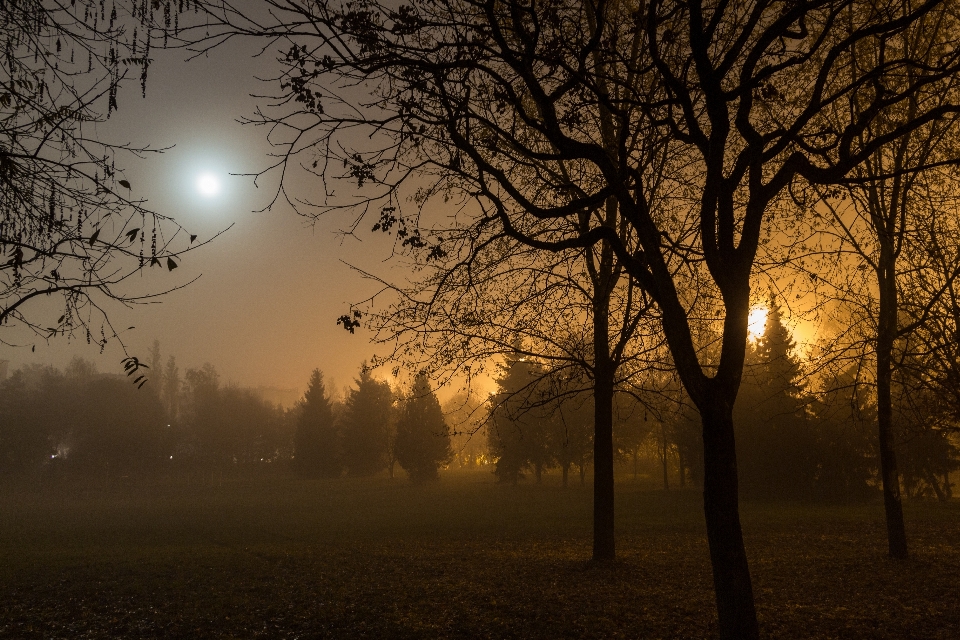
[[3, 0, 960, 638]]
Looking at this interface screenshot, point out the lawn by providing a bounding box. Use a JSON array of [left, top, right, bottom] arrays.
[[0, 470, 957, 638]]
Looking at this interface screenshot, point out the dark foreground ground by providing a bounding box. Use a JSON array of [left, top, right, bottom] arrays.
[[0, 470, 957, 639]]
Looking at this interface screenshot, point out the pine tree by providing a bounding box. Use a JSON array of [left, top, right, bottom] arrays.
[[735, 294, 816, 499], [812, 366, 877, 502], [295, 369, 339, 477], [340, 366, 394, 477], [488, 352, 543, 484], [394, 373, 452, 482]]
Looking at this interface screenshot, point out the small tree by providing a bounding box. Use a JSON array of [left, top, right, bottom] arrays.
[[340, 366, 393, 477], [394, 373, 452, 482], [488, 351, 543, 485], [294, 369, 339, 477]]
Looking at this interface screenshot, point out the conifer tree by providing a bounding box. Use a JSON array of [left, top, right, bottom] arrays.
[[488, 351, 547, 485], [812, 366, 877, 502], [295, 369, 339, 477], [736, 295, 816, 499], [340, 366, 393, 477], [394, 373, 452, 482]]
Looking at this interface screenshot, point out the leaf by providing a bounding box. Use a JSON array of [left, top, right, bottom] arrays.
[[167, 257, 178, 271], [89, 228, 101, 246], [118, 179, 131, 189], [150, 257, 160, 267], [190, 234, 198, 243], [57, 315, 65, 323], [31, 345, 35, 352], [125, 228, 140, 242]]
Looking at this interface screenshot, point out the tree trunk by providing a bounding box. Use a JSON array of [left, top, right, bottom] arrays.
[[926, 470, 947, 502], [877, 256, 909, 559], [701, 401, 758, 640], [593, 355, 616, 561], [679, 447, 686, 488], [661, 427, 670, 490]]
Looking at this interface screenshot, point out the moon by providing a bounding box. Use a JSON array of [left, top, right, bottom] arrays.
[[196, 173, 221, 197]]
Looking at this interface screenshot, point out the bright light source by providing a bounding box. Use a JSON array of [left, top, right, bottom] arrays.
[[748, 307, 768, 340], [196, 173, 221, 197]]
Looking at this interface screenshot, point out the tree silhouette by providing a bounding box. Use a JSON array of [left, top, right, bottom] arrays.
[[1, 0, 209, 362], [184, 1, 960, 634], [488, 351, 543, 485], [736, 296, 816, 500], [394, 373, 452, 482], [294, 369, 339, 477], [340, 367, 393, 477]]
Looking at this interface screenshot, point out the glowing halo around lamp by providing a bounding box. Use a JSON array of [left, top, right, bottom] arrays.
[[196, 173, 221, 197], [747, 307, 768, 340]]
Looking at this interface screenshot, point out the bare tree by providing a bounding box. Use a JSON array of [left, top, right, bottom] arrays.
[[355, 213, 668, 557], [1, 0, 212, 363], [182, 0, 960, 636], [817, 54, 960, 555]]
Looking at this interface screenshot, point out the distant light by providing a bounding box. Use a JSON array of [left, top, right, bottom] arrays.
[[196, 173, 221, 197], [169, 456, 174, 460], [748, 307, 768, 340]]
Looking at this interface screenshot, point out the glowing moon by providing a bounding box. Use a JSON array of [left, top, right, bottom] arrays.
[[748, 307, 768, 340], [196, 173, 221, 197]]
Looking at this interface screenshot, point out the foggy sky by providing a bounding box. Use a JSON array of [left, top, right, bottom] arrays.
[[0, 39, 396, 398]]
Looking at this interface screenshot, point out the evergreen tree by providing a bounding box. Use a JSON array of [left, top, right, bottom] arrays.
[[735, 295, 817, 499], [488, 352, 543, 484], [812, 366, 877, 502], [340, 366, 394, 477], [295, 369, 340, 477], [394, 373, 452, 482]]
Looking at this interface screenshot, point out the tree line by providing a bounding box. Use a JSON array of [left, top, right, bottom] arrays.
[[0, 347, 456, 483], [171, 2, 960, 632], [8, 0, 960, 636]]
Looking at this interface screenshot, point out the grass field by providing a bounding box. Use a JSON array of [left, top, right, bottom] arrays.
[[1, 470, 958, 638]]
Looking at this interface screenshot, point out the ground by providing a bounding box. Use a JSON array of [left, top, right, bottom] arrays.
[[0, 470, 957, 638]]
